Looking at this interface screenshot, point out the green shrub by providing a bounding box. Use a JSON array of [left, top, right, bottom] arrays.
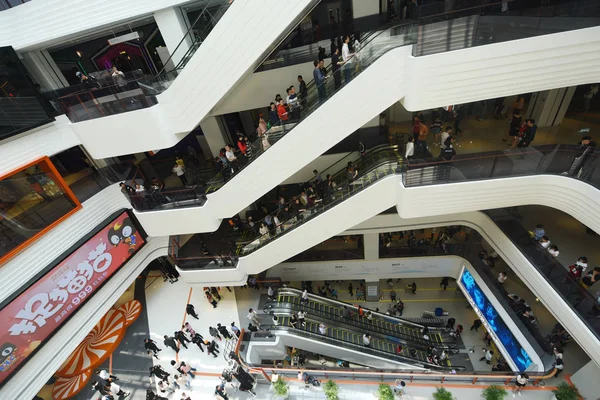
[[272, 378, 289, 396], [376, 383, 395, 400], [323, 379, 339, 400], [433, 387, 456, 400], [481, 384, 508, 400], [552, 382, 580, 400]]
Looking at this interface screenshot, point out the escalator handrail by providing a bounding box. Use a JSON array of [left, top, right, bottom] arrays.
[[265, 300, 458, 350], [318, 143, 397, 179], [229, 144, 402, 244], [233, 156, 402, 257], [262, 323, 462, 371], [277, 287, 438, 330], [154, 0, 228, 78]]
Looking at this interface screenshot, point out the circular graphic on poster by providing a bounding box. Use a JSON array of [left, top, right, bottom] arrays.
[[56, 310, 125, 377], [52, 369, 92, 399], [117, 300, 142, 327]]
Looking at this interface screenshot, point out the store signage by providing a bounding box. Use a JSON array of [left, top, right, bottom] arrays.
[[107, 31, 140, 45], [459, 269, 532, 372], [0, 211, 145, 386]]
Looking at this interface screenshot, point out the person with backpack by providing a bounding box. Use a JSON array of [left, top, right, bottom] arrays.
[[438, 136, 456, 181]]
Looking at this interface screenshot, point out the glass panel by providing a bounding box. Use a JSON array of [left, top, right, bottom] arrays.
[[0, 158, 81, 262], [413, 0, 600, 56], [172, 145, 404, 269], [405, 144, 600, 189], [0, 47, 54, 140], [487, 215, 600, 343]]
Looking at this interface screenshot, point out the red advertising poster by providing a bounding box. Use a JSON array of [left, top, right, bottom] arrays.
[[0, 211, 145, 385]]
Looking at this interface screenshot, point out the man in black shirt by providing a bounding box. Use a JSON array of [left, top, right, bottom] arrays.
[[298, 75, 307, 108], [331, 46, 342, 89]]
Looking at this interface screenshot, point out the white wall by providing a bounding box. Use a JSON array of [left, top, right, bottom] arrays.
[[396, 174, 600, 235], [0, 116, 80, 176], [0, 0, 198, 51], [402, 26, 600, 111], [267, 255, 464, 281], [154, 7, 193, 68], [71, 0, 319, 159], [0, 237, 168, 400], [213, 61, 315, 115]]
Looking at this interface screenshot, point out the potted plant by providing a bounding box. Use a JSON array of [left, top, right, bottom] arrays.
[[481, 384, 508, 400], [376, 383, 394, 400], [272, 376, 290, 399], [324, 379, 340, 400], [433, 387, 456, 400], [552, 382, 580, 400]]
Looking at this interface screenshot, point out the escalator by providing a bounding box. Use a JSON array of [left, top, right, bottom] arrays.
[[108, 1, 600, 239], [269, 287, 459, 350], [262, 313, 465, 371]]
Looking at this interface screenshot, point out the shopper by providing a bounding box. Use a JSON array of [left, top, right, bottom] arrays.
[[209, 326, 222, 341], [313, 60, 327, 103], [362, 333, 371, 347], [217, 323, 232, 339], [171, 360, 197, 379], [149, 365, 170, 382], [297, 310, 306, 327], [144, 339, 161, 357], [191, 333, 205, 352], [174, 330, 190, 349], [497, 272, 508, 285], [174, 374, 191, 391], [172, 161, 187, 186], [95, 369, 118, 383], [470, 319, 482, 331], [513, 373, 529, 397], [518, 119, 537, 147], [230, 322, 240, 337], [341, 35, 354, 84], [184, 303, 199, 319], [247, 308, 260, 327], [163, 335, 179, 353], [207, 340, 220, 358], [318, 323, 327, 335], [206, 291, 218, 308], [479, 349, 494, 364]]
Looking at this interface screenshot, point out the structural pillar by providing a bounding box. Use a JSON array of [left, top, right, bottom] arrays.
[[526, 87, 576, 128], [365, 278, 380, 302], [363, 233, 379, 261], [198, 116, 231, 157], [19, 50, 69, 91], [154, 7, 193, 69]]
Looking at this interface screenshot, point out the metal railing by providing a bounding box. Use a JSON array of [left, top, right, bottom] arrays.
[[234, 330, 557, 385]]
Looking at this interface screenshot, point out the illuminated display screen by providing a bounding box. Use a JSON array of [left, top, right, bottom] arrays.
[[460, 270, 532, 372], [0, 211, 145, 385]]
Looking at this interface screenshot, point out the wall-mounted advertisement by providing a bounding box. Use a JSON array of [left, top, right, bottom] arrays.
[[0, 211, 145, 386], [458, 269, 532, 372]]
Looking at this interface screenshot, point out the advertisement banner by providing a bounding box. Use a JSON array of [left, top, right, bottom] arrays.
[[0, 211, 145, 385]]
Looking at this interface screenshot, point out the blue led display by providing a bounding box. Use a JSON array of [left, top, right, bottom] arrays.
[[460, 270, 532, 371]]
